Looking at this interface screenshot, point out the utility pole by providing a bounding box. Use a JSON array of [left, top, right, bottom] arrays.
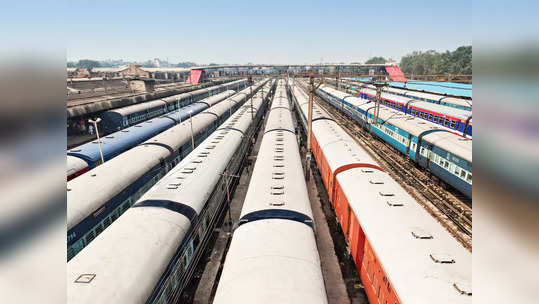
[[306, 75, 314, 163], [88, 118, 104, 165], [336, 66, 340, 90], [372, 74, 386, 126], [248, 76, 254, 123], [177, 98, 181, 123], [221, 169, 239, 233]]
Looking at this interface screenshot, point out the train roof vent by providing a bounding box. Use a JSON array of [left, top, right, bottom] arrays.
[[411, 227, 433, 239], [453, 282, 472, 296], [369, 180, 384, 184], [135, 125, 143, 127], [182, 169, 194, 174], [166, 185, 179, 189], [74, 274, 96, 284], [386, 201, 404, 207], [273, 164, 284, 168], [274, 155, 284, 161], [379, 191, 395, 197], [198, 154, 208, 158], [270, 185, 284, 193], [276, 143, 284, 146], [121, 130, 129, 133], [275, 147, 284, 153], [211, 141, 220, 144], [270, 188, 285, 195], [200, 151, 210, 155], [105, 136, 114, 139], [175, 176, 185, 179], [185, 167, 196, 171], [429, 253, 455, 264], [216, 136, 224, 139], [272, 171, 285, 179], [276, 138, 283, 142], [70, 149, 81, 152], [191, 160, 202, 164]]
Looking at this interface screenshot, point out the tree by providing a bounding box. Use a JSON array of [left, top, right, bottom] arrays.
[[365, 56, 387, 64], [176, 62, 197, 68], [399, 46, 471, 75], [76, 59, 101, 69]]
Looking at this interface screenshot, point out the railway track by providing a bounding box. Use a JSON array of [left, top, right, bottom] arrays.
[[298, 82, 472, 251]]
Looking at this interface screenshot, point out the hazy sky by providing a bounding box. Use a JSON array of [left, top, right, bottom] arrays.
[[3, 1, 473, 64]]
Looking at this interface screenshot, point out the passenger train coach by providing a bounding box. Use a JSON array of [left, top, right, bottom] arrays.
[[328, 78, 473, 111], [67, 81, 270, 260], [358, 87, 473, 136], [68, 81, 274, 304], [291, 81, 472, 304], [99, 79, 247, 133], [214, 80, 327, 303], [317, 84, 472, 199], [66, 90, 236, 181]]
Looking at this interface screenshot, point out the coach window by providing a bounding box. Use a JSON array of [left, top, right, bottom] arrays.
[[428, 114, 433, 120], [450, 120, 456, 128], [467, 173, 472, 183], [445, 120, 450, 127]]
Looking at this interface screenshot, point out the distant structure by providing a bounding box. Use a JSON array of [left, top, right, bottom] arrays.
[[129, 78, 155, 92], [118, 64, 150, 78], [73, 68, 97, 78]]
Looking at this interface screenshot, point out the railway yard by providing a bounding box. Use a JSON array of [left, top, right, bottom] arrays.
[[67, 72, 472, 304]]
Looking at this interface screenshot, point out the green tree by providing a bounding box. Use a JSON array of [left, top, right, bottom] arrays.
[[399, 46, 471, 75], [176, 62, 197, 68], [365, 56, 387, 64], [76, 59, 101, 69]]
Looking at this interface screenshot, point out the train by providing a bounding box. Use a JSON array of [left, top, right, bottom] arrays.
[[383, 86, 472, 111], [213, 80, 327, 303], [316, 84, 472, 199], [67, 81, 270, 260], [66, 90, 236, 181], [358, 87, 473, 136], [331, 78, 473, 111], [99, 79, 247, 132], [290, 80, 472, 304], [68, 80, 274, 303]]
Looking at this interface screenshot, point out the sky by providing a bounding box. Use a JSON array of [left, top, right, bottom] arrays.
[[3, 0, 475, 64]]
